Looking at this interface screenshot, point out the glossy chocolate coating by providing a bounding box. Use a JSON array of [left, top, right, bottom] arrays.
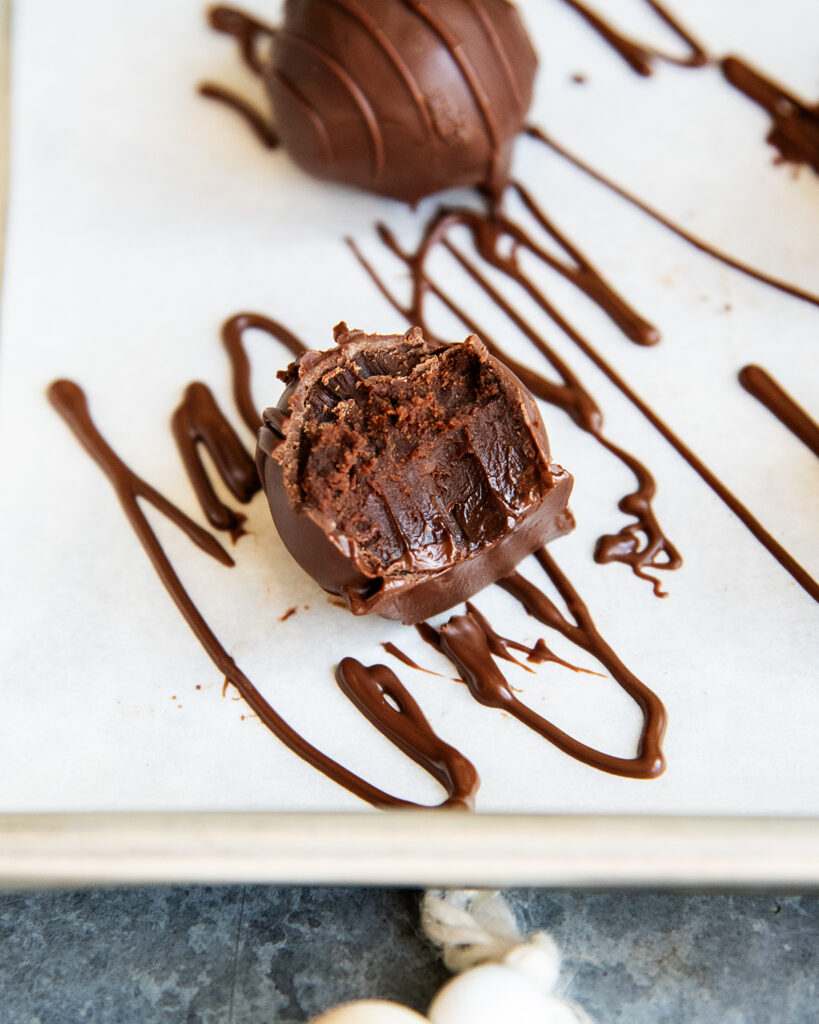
[[263, 0, 538, 202], [257, 325, 574, 624]]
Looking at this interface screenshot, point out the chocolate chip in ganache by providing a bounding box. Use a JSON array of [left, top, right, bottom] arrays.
[[256, 325, 574, 624], [263, 0, 538, 202]]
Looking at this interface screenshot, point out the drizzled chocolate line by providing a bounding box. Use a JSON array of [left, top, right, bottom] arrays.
[[401, 0, 501, 156], [526, 127, 819, 309], [511, 181, 660, 346], [171, 381, 260, 540], [414, 581, 656, 773], [221, 312, 308, 432], [463, 601, 597, 676], [350, 197, 681, 595], [317, 0, 437, 137], [440, 614, 662, 778], [197, 84, 279, 149], [489, 546, 667, 777], [277, 28, 386, 177], [558, 0, 707, 77], [721, 57, 819, 174], [558, 0, 817, 175], [200, 8, 278, 148], [462, 0, 524, 106], [436, 551, 665, 778], [48, 381, 235, 569], [48, 380, 477, 810], [206, 5, 276, 74], [337, 658, 478, 806], [381, 642, 444, 677], [739, 365, 819, 459]]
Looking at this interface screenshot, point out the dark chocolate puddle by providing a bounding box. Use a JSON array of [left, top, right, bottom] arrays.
[[47, 379, 478, 810], [739, 365, 819, 459]]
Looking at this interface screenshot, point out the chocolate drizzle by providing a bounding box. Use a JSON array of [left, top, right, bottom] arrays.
[[439, 605, 664, 779], [493, 547, 666, 777], [557, 1, 818, 176], [206, 5, 276, 74], [336, 658, 478, 806], [526, 127, 819, 309], [221, 312, 308, 431], [558, 0, 706, 77], [739, 365, 819, 459], [171, 381, 260, 540], [381, 642, 443, 677], [197, 84, 279, 149], [463, 601, 596, 676], [48, 380, 478, 810], [199, 8, 279, 148], [722, 57, 819, 174]]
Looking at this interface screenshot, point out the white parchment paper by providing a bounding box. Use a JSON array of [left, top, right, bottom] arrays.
[[1, 0, 817, 815]]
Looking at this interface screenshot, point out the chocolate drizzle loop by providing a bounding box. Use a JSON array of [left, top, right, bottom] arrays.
[[558, 0, 707, 77], [436, 549, 666, 779], [48, 380, 478, 810], [336, 658, 479, 808], [48, 381, 235, 569], [222, 312, 308, 431], [496, 548, 667, 777], [199, 7, 279, 149], [207, 5, 277, 74], [171, 381, 260, 540]]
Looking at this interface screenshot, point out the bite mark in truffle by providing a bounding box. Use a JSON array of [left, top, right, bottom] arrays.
[[257, 325, 574, 623]]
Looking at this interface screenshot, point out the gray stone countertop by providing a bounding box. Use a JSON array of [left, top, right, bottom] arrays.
[[0, 886, 816, 1023]]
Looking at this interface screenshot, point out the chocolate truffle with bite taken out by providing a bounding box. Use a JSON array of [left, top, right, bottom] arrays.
[[257, 324, 573, 624]]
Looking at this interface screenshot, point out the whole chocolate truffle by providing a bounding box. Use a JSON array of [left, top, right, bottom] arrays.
[[264, 0, 538, 202], [256, 325, 574, 624]]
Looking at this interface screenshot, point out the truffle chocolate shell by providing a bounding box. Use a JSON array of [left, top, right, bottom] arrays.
[[264, 0, 538, 202], [257, 326, 574, 624]]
